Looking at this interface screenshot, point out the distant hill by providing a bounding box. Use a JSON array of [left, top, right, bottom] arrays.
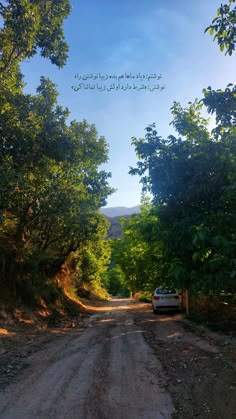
[[101, 205, 140, 218]]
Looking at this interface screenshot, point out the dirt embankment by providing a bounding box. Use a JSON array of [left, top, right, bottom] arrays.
[[0, 299, 235, 419]]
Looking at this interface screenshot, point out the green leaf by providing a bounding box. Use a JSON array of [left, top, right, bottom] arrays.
[[209, 26, 215, 35], [220, 43, 225, 51]]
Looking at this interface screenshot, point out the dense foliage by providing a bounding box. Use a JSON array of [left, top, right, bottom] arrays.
[[0, 1, 113, 303], [110, 204, 160, 293], [108, 2, 236, 297], [122, 86, 236, 294], [205, 0, 236, 55]]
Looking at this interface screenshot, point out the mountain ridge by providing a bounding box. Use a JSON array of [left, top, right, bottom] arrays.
[[100, 205, 140, 218]]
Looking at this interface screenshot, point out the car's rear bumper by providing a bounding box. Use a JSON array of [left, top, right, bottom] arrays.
[[153, 305, 182, 311]]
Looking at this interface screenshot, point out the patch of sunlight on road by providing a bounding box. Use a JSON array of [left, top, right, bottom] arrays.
[[158, 315, 183, 322], [110, 330, 147, 340], [145, 317, 175, 323], [0, 328, 15, 336], [85, 305, 130, 311], [49, 328, 85, 334], [167, 332, 181, 339], [84, 299, 149, 313]]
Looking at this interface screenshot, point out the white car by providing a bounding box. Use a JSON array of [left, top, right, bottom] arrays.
[[152, 288, 181, 313]]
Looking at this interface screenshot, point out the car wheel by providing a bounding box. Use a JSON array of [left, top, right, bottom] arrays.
[[152, 305, 158, 314]]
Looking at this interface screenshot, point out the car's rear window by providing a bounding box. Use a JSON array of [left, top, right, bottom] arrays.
[[155, 288, 176, 295]]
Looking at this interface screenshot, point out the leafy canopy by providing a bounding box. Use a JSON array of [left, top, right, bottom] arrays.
[[0, 1, 115, 298], [129, 86, 236, 293], [205, 0, 236, 55]]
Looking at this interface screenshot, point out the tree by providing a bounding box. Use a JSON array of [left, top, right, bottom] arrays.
[[130, 86, 236, 293], [0, 0, 71, 114], [0, 1, 116, 299], [109, 204, 165, 293], [0, 76, 113, 291], [0, 1, 115, 305], [0, 0, 70, 72], [104, 265, 129, 297], [205, 0, 236, 55], [71, 216, 111, 291]]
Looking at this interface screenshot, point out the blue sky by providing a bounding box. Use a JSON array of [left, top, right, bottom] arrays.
[[21, 0, 236, 207]]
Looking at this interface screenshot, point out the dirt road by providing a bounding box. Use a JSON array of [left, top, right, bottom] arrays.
[[0, 299, 235, 419]]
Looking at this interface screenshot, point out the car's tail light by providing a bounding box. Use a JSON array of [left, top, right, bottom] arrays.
[[174, 295, 180, 299], [153, 296, 160, 300]]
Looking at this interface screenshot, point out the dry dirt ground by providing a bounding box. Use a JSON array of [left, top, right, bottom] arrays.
[[0, 299, 235, 419]]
